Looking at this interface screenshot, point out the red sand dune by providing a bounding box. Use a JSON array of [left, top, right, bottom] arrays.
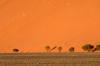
[[0, 0, 100, 52]]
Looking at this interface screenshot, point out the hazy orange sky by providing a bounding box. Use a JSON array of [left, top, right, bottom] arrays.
[[0, 0, 100, 52]]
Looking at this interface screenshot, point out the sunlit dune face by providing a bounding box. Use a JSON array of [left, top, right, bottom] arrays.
[[0, 0, 100, 52]]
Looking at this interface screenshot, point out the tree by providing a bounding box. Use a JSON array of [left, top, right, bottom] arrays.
[[82, 44, 94, 52], [45, 46, 50, 52], [58, 46, 63, 52], [69, 47, 75, 52], [13, 49, 19, 53], [96, 45, 100, 50], [92, 45, 100, 52]]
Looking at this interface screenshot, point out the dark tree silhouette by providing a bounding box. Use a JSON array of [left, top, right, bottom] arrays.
[[82, 44, 94, 52], [58, 46, 63, 52], [96, 45, 100, 50], [45, 46, 50, 52], [13, 49, 19, 53], [69, 47, 75, 52]]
